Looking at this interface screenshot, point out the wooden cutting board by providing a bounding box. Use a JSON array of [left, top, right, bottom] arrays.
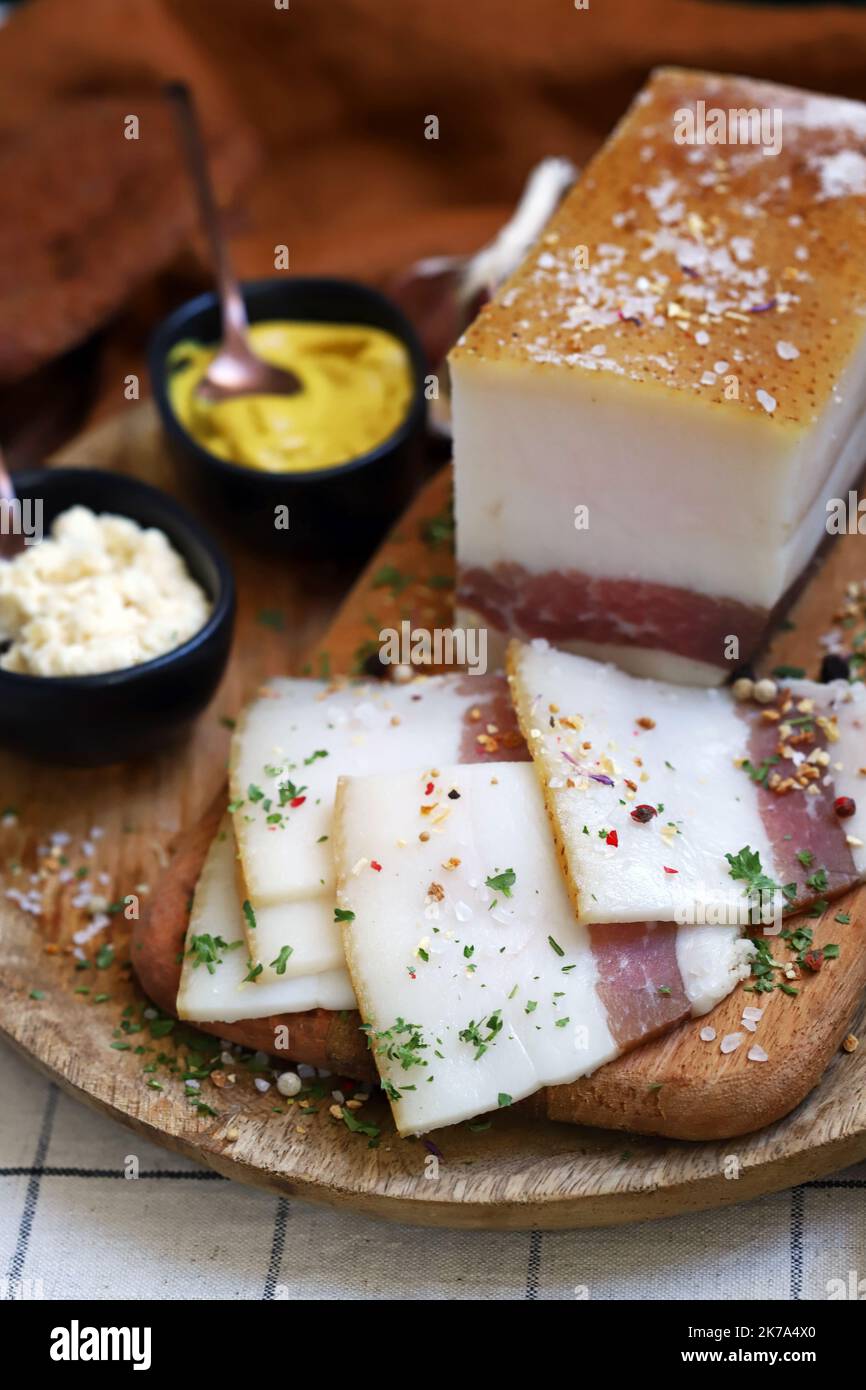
[[0, 402, 864, 1230]]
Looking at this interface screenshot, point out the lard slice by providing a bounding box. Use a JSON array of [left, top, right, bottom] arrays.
[[509, 641, 865, 926], [176, 820, 355, 1023], [335, 762, 754, 1134]]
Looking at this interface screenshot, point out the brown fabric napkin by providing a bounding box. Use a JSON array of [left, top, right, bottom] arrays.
[[6, 0, 866, 399], [0, 0, 258, 384], [160, 0, 866, 280]]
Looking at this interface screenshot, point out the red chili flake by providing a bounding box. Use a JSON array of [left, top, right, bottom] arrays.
[[663, 866, 678, 874], [370, 860, 382, 872], [630, 804, 657, 824], [834, 796, 856, 819], [290, 795, 306, 808], [424, 781, 434, 796], [606, 830, 619, 848], [802, 948, 824, 973]]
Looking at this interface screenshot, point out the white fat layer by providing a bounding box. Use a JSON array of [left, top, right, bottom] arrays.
[[676, 925, 755, 1017], [336, 761, 618, 1136], [452, 330, 866, 612], [231, 677, 482, 905], [511, 642, 776, 924], [250, 896, 341, 981], [458, 605, 724, 687], [176, 820, 355, 1023]]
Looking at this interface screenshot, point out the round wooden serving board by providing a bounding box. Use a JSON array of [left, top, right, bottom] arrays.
[[0, 403, 864, 1230]]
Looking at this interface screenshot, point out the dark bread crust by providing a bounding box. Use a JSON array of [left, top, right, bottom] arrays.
[[131, 791, 374, 1080]]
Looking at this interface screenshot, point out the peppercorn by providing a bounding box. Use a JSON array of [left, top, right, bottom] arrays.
[[753, 678, 778, 705], [820, 653, 851, 683], [834, 796, 856, 818]]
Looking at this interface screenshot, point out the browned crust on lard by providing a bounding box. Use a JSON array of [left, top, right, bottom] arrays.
[[451, 67, 866, 431]]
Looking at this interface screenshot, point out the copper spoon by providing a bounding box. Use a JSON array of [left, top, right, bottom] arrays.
[[0, 446, 25, 560], [165, 82, 302, 402]]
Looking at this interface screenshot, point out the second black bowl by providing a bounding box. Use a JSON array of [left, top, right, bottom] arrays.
[[148, 277, 429, 552]]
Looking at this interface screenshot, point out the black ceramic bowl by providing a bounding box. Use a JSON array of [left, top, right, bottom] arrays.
[[0, 468, 235, 766], [149, 277, 428, 552]]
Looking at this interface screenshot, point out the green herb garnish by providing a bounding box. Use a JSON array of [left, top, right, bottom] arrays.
[[485, 867, 516, 898], [270, 945, 293, 975]]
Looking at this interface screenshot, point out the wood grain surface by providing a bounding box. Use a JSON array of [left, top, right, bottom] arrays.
[[0, 404, 863, 1229]]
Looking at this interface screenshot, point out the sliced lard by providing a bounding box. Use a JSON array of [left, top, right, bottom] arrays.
[[230, 673, 523, 981], [508, 640, 866, 925], [334, 761, 753, 1135], [176, 819, 355, 1024]]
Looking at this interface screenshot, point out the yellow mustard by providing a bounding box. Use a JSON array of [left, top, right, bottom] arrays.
[[167, 321, 414, 473]]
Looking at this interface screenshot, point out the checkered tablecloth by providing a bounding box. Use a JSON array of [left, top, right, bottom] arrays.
[[3, 0, 865, 1307], [2, 1042, 864, 1300]]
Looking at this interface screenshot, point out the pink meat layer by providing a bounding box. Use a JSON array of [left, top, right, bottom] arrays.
[[457, 673, 530, 762], [589, 921, 691, 1049], [459, 680, 711, 1050], [459, 562, 768, 669], [741, 701, 858, 907]]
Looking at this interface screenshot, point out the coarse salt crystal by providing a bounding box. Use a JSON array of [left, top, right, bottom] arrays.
[[72, 914, 109, 946], [756, 389, 777, 415], [748, 1044, 769, 1063], [254, 1078, 271, 1093], [720, 1032, 743, 1054], [742, 1006, 764, 1022], [695, 329, 710, 346], [776, 340, 799, 360], [699, 1026, 716, 1042]]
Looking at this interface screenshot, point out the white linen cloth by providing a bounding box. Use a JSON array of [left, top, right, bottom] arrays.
[[1, 1041, 863, 1301]]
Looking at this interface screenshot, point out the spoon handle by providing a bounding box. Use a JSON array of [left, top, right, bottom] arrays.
[[0, 444, 26, 559], [164, 82, 248, 348], [0, 445, 15, 507]]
